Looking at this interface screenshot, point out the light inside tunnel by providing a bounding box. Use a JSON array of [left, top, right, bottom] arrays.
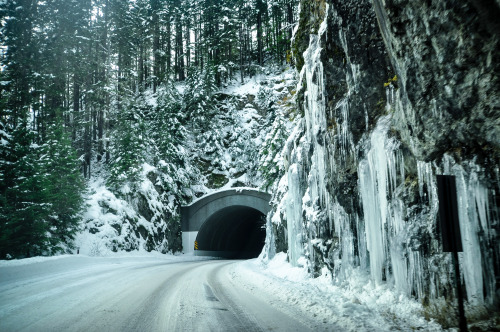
[[195, 205, 266, 259]]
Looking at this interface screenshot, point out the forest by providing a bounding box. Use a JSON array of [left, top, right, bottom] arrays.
[[0, 0, 297, 258]]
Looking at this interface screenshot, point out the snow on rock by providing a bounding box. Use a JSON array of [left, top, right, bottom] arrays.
[[193, 67, 296, 194], [77, 163, 180, 256]]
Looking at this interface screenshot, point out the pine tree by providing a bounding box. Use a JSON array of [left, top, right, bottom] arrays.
[[107, 101, 148, 192], [0, 0, 38, 128], [258, 86, 287, 190], [149, 84, 196, 198], [183, 65, 217, 130], [42, 123, 85, 253], [0, 118, 85, 258], [0, 121, 51, 258], [150, 85, 185, 164]]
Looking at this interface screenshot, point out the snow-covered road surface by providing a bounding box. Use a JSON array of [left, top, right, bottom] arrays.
[[0, 254, 442, 331], [0, 255, 318, 331]]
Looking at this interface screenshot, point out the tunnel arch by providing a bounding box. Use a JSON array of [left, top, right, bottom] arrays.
[[181, 188, 271, 258]]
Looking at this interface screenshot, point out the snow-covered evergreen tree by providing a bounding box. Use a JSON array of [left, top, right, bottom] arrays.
[[183, 66, 218, 130], [149, 85, 195, 197], [41, 122, 85, 253], [259, 113, 288, 191], [0, 121, 51, 258], [107, 100, 148, 193], [0, 118, 85, 258]]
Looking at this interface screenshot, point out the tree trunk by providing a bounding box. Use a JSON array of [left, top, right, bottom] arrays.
[[239, 20, 244, 84], [72, 75, 79, 142], [166, 13, 171, 76], [256, 0, 265, 68], [175, 13, 184, 81], [152, 0, 160, 92], [139, 43, 144, 90], [287, 1, 294, 42], [185, 21, 190, 71]]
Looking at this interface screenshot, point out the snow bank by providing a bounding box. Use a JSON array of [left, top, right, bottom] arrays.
[[235, 253, 443, 331], [0, 254, 76, 267]]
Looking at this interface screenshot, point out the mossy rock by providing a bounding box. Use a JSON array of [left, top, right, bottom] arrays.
[[231, 181, 247, 187], [292, 0, 327, 72], [206, 173, 229, 189]]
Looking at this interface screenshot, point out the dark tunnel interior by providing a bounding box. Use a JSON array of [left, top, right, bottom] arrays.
[[195, 206, 266, 259]]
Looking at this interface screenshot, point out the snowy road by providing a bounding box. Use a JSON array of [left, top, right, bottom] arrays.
[[0, 255, 320, 332], [0, 254, 443, 332]]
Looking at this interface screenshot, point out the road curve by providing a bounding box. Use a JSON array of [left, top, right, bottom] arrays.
[[0, 257, 315, 331]]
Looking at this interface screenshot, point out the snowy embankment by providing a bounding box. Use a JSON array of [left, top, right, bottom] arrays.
[[236, 253, 443, 332]]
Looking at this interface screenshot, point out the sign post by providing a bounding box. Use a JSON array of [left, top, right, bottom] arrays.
[[436, 175, 467, 332]]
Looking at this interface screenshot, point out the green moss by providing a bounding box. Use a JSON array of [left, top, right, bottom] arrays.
[[206, 173, 229, 189], [404, 175, 418, 189], [292, 0, 327, 72], [383, 74, 398, 88], [327, 117, 337, 132], [375, 98, 385, 112]]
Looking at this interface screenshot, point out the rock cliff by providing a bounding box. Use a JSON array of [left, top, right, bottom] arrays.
[[265, 0, 499, 326]]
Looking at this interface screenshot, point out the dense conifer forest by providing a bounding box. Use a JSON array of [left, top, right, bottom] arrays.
[[0, 0, 297, 258]]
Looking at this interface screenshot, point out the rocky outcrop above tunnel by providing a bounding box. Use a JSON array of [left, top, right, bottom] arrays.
[[266, 0, 500, 327]]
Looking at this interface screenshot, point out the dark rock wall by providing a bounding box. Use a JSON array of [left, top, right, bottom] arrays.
[[266, 0, 499, 324], [372, 0, 500, 164]]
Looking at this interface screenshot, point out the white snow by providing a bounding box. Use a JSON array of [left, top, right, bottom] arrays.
[[0, 254, 76, 267], [185, 186, 267, 207], [77, 162, 178, 255], [239, 253, 443, 331], [222, 76, 262, 96]]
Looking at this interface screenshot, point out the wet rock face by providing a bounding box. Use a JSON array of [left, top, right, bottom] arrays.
[[323, 0, 391, 136], [268, 0, 500, 320], [288, 0, 393, 270], [292, 0, 327, 72], [321, 0, 392, 217], [372, 0, 500, 164]]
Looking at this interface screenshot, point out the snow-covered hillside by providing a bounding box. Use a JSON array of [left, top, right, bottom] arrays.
[[77, 67, 298, 255]]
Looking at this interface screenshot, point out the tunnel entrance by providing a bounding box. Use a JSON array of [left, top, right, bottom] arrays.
[[180, 188, 271, 257], [195, 206, 266, 259]]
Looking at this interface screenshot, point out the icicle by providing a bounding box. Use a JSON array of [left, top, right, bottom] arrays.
[[331, 201, 357, 282], [285, 163, 305, 266], [453, 164, 484, 304], [356, 213, 368, 271], [359, 115, 410, 291], [391, 240, 408, 293], [359, 157, 385, 284], [408, 250, 425, 299]]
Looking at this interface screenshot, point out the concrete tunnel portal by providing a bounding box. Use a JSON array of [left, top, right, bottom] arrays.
[[181, 189, 271, 259]]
